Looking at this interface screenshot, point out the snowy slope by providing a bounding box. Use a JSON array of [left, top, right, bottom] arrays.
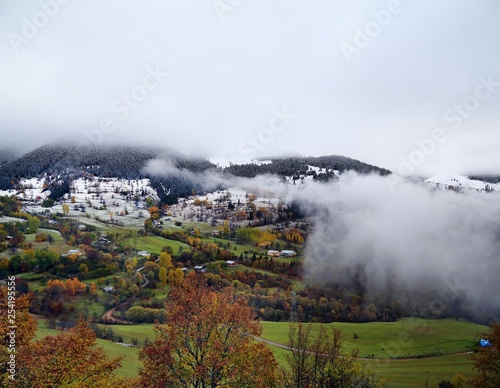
[[425, 174, 500, 192]]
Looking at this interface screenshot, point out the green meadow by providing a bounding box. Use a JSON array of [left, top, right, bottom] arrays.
[[120, 235, 191, 254], [260, 319, 487, 358], [34, 317, 487, 385]]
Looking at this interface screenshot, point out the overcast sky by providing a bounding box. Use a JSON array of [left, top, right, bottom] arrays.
[[1, 0, 499, 176]]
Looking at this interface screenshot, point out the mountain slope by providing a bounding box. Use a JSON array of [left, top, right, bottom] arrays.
[[425, 173, 499, 192], [0, 143, 392, 203], [0, 148, 19, 168], [223, 155, 391, 179]]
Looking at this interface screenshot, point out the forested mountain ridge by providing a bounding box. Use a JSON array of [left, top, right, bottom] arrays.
[[468, 175, 500, 184], [0, 143, 392, 203], [0, 144, 165, 181], [224, 155, 391, 179], [0, 144, 216, 204], [0, 143, 213, 186]]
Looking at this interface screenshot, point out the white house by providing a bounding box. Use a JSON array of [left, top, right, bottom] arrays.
[[280, 250, 297, 257], [267, 250, 280, 257], [226, 260, 237, 268], [194, 265, 206, 273]]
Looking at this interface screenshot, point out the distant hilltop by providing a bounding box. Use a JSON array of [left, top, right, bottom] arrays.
[[425, 173, 499, 193]]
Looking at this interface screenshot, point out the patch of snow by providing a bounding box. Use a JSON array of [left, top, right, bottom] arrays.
[[425, 174, 499, 193]]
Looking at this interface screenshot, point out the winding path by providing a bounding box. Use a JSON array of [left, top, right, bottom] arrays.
[[102, 307, 131, 325], [101, 264, 150, 325]]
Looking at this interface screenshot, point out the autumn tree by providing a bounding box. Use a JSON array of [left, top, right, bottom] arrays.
[[89, 282, 98, 297], [18, 317, 136, 387], [66, 277, 76, 296], [26, 215, 40, 233], [470, 323, 500, 387], [283, 322, 384, 388], [139, 273, 280, 387], [173, 267, 185, 286], [79, 263, 89, 273], [65, 277, 86, 296], [285, 228, 304, 244], [1, 286, 37, 386], [34, 233, 48, 242], [46, 279, 66, 300], [159, 267, 167, 288], [158, 252, 172, 268], [167, 267, 185, 287], [221, 219, 230, 236]]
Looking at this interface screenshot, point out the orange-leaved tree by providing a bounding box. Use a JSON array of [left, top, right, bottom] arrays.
[[139, 273, 280, 387], [18, 317, 136, 387], [1, 286, 37, 386]]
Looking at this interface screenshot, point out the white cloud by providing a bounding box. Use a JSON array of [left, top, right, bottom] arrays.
[[0, 0, 499, 176]]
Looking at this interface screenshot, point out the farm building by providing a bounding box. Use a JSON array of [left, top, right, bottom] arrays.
[[280, 250, 297, 257], [267, 250, 280, 257]]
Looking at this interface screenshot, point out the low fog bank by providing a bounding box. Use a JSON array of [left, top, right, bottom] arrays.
[[302, 174, 500, 322], [143, 157, 294, 200]]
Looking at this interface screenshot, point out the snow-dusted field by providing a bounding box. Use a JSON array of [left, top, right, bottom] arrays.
[[0, 177, 159, 228], [425, 174, 500, 193], [5, 171, 495, 231]]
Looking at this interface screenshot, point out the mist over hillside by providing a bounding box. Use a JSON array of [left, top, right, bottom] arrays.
[[300, 174, 500, 323], [0, 148, 20, 168]]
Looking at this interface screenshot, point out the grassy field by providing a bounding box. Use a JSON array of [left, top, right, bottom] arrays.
[[121, 236, 191, 254], [261, 319, 487, 358], [97, 339, 141, 377], [34, 317, 486, 385], [95, 323, 157, 344], [363, 354, 475, 387], [261, 319, 485, 386], [15, 271, 63, 291], [225, 264, 306, 290], [259, 344, 476, 387], [52, 315, 486, 363], [24, 228, 65, 244], [70, 295, 107, 317]]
